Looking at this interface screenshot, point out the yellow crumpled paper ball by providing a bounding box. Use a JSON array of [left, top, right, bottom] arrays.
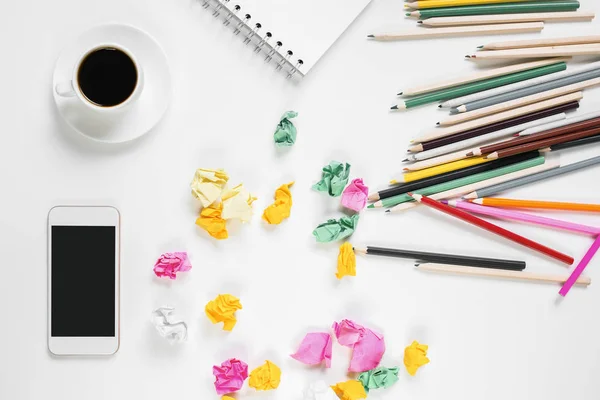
[[331, 380, 367, 400], [222, 183, 257, 222], [205, 294, 243, 331], [195, 202, 228, 240], [336, 242, 356, 279], [190, 168, 229, 207], [404, 340, 430, 376], [262, 182, 294, 225], [249, 360, 281, 391], [221, 397, 235, 400]]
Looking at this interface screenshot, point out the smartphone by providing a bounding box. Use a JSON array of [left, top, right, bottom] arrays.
[[48, 206, 120, 355]]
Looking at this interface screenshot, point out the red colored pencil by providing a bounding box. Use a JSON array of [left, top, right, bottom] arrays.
[[408, 193, 574, 265]]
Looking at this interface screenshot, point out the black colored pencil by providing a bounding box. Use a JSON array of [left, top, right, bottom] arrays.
[[413, 101, 580, 153], [369, 151, 539, 201], [358, 246, 526, 271], [543, 133, 600, 152]]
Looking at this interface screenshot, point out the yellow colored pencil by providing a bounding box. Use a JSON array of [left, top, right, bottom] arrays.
[[406, 0, 536, 9], [392, 156, 491, 183]]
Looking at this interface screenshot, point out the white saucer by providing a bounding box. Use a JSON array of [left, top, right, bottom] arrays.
[[53, 24, 171, 143]]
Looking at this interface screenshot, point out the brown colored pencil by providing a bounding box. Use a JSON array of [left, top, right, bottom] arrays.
[[470, 115, 600, 156], [486, 126, 600, 159]]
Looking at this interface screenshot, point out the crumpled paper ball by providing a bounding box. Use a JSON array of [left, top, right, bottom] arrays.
[[213, 358, 249, 395], [404, 340, 430, 376], [331, 380, 367, 400], [249, 360, 281, 391], [153, 252, 192, 279], [332, 319, 386, 372], [150, 306, 188, 344], [336, 242, 356, 279], [290, 332, 332, 367], [303, 380, 339, 400], [273, 111, 298, 147], [358, 366, 400, 392], [341, 178, 369, 212], [205, 294, 243, 331]]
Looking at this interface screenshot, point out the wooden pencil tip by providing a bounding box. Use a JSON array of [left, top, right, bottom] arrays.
[[367, 34, 374, 38], [437, 104, 442, 108], [390, 105, 399, 110], [417, 20, 423, 24], [389, 180, 397, 184], [367, 204, 375, 209], [402, 158, 409, 162], [466, 151, 473, 157], [405, 12, 411, 16], [513, 133, 520, 137], [397, 92, 403, 96], [403, 168, 408, 171], [477, 45, 483, 49], [436, 122, 440, 126]]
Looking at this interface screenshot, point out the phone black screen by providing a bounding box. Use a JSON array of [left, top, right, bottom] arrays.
[[51, 226, 116, 337]]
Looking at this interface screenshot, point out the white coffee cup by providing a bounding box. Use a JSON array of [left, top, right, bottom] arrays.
[[55, 43, 144, 116]]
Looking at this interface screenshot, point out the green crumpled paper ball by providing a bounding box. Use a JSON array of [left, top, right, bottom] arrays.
[[273, 111, 298, 147]]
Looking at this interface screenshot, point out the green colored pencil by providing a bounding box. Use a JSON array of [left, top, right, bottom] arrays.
[[370, 156, 545, 209], [407, 1, 580, 19], [393, 62, 566, 110]]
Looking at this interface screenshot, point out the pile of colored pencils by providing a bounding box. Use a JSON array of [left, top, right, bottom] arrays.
[[368, 1, 593, 40]]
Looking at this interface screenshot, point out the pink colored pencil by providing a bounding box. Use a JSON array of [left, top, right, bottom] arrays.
[[559, 235, 600, 297], [445, 200, 600, 236]]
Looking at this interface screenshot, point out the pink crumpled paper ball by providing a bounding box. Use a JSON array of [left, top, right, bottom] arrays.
[[290, 332, 333, 368], [332, 319, 385, 373], [153, 252, 192, 279], [341, 179, 368, 212], [213, 358, 249, 395]]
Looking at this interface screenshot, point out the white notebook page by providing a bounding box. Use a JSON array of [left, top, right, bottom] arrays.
[[223, 0, 371, 76]]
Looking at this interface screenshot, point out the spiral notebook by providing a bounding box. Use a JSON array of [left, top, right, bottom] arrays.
[[201, 0, 372, 79]]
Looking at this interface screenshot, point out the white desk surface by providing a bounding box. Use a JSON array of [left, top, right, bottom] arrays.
[[2, 1, 600, 399]]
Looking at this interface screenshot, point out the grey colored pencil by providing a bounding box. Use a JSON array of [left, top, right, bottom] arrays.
[[440, 61, 600, 109], [463, 155, 600, 199], [459, 71, 600, 112]]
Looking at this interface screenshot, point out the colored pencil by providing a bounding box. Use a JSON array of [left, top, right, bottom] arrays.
[[356, 246, 526, 270], [540, 133, 600, 152], [373, 155, 544, 208], [406, 2, 581, 19], [466, 44, 600, 60], [392, 62, 566, 110], [447, 200, 600, 235], [389, 160, 558, 212], [417, 263, 590, 286], [408, 193, 574, 264], [400, 58, 566, 96], [471, 115, 600, 156], [486, 126, 600, 159], [559, 235, 600, 296], [479, 34, 600, 50], [441, 61, 600, 109], [419, 12, 594, 27], [412, 92, 582, 143], [369, 22, 543, 41], [368, 151, 539, 202], [464, 154, 600, 199], [452, 71, 600, 113], [517, 110, 600, 136], [395, 156, 491, 184], [472, 198, 600, 213], [450, 77, 599, 120], [454, 76, 600, 114], [406, 0, 538, 9], [404, 144, 502, 171], [409, 101, 579, 152], [406, 114, 565, 162]]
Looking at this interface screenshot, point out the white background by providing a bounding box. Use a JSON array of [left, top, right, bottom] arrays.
[[2, 1, 600, 399]]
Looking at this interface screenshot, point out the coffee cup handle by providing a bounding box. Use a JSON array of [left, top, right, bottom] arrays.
[[55, 81, 76, 97]]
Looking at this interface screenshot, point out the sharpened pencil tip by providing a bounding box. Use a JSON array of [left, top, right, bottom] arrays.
[[477, 45, 483, 49], [405, 12, 411, 16], [367, 34, 374, 38], [389, 180, 397, 184], [513, 133, 520, 137], [367, 204, 374, 209], [437, 104, 442, 108], [436, 122, 440, 126], [417, 20, 423, 24], [397, 92, 403, 96], [440, 200, 448, 205], [465, 55, 471, 58], [402, 158, 408, 162], [385, 209, 390, 213], [390, 105, 398, 110], [466, 151, 473, 157]]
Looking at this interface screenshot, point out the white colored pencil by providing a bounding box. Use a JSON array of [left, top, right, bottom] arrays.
[[368, 22, 544, 41], [467, 44, 600, 60], [405, 114, 565, 162], [411, 92, 582, 143], [388, 161, 559, 213], [517, 110, 600, 136], [419, 12, 595, 27], [440, 81, 594, 126], [479, 34, 600, 50], [399, 58, 566, 96], [454, 76, 600, 114], [417, 263, 591, 286]]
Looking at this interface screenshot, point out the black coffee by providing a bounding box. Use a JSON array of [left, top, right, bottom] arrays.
[[77, 47, 138, 107]]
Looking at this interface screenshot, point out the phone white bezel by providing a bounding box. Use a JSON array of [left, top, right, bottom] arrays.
[[48, 206, 120, 356]]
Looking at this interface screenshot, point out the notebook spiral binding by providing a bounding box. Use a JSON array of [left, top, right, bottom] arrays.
[[200, 0, 304, 79]]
